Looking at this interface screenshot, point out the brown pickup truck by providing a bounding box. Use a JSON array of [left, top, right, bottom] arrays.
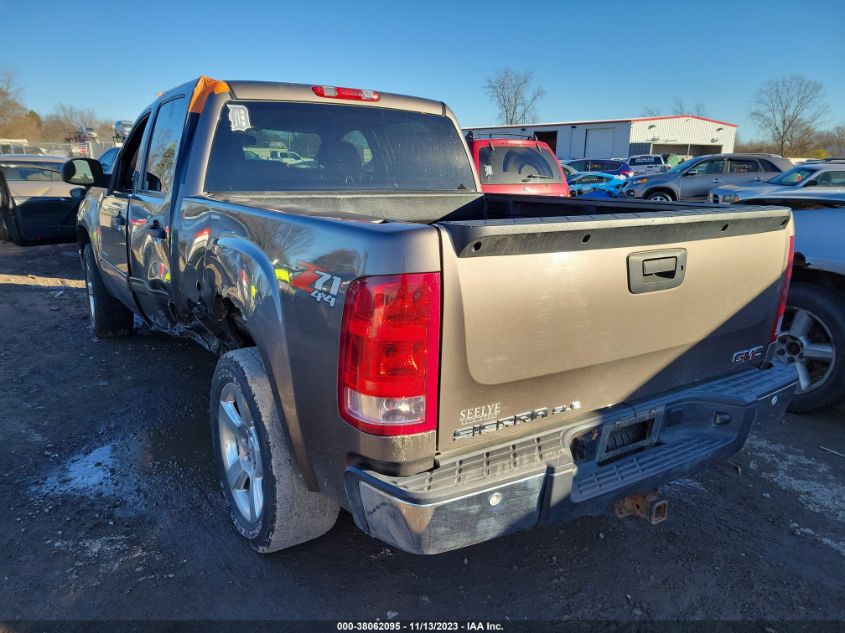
[[60, 76, 797, 555]]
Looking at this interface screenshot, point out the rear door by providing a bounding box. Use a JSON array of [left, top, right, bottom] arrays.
[[434, 203, 792, 454], [127, 95, 190, 329], [679, 158, 726, 200], [726, 158, 765, 186]]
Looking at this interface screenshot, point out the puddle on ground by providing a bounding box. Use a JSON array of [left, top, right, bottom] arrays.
[[31, 410, 215, 514], [34, 443, 144, 505]]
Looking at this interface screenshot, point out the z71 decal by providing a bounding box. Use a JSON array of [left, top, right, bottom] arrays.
[[275, 261, 342, 307]]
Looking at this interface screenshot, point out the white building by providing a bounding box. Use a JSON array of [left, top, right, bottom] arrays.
[[464, 115, 737, 160]]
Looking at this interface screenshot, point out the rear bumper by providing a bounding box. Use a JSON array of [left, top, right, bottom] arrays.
[[345, 364, 797, 555]]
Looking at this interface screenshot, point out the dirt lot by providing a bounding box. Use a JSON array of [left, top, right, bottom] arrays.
[[1, 241, 844, 627]]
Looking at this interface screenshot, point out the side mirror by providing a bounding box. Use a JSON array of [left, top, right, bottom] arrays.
[[62, 158, 107, 188]]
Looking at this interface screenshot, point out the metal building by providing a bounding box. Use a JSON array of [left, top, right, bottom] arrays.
[[464, 115, 737, 160]]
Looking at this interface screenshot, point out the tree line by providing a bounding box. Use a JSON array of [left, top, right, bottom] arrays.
[[0, 69, 114, 143], [485, 69, 843, 158]]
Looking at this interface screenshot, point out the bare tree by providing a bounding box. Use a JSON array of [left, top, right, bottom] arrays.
[[750, 75, 828, 156], [671, 98, 706, 116], [484, 68, 545, 125], [41, 103, 110, 142], [641, 100, 706, 118], [0, 68, 29, 137]]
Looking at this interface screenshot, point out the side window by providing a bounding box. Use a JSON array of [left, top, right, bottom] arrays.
[[0, 165, 62, 181], [759, 159, 782, 172], [815, 171, 845, 186], [143, 97, 188, 193], [728, 159, 759, 173], [687, 159, 725, 175], [113, 115, 149, 193]]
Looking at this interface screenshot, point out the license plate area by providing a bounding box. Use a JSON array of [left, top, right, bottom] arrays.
[[571, 408, 665, 466]]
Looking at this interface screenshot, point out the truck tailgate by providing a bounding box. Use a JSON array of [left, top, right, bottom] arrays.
[[435, 206, 792, 453]]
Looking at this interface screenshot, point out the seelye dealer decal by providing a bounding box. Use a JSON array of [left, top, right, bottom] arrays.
[[453, 401, 581, 440]]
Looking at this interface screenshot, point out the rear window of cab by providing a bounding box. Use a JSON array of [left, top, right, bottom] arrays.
[[477, 146, 562, 185]]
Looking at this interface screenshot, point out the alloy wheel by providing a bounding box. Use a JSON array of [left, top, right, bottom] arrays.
[[776, 306, 836, 394], [218, 382, 264, 523]]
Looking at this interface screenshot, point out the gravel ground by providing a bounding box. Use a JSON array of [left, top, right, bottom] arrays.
[[1, 241, 843, 628]]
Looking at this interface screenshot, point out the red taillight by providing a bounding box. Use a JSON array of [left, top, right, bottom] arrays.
[[770, 234, 795, 342], [312, 85, 380, 102], [338, 273, 440, 436], [621, 169, 634, 178]]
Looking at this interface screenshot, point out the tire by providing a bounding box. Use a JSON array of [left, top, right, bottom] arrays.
[[776, 282, 845, 412], [82, 244, 134, 337], [210, 348, 339, 553], [646, 190, 675, 202]]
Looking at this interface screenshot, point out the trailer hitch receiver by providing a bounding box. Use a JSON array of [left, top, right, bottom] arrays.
[[614, 489, 668, 525]]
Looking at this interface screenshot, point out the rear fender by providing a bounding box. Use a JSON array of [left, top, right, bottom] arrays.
[[204, 236, 318, 489]]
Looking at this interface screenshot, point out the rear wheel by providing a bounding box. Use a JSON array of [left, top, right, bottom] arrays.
[[646, 190, 675, 202], [210, 348, 339, 553], [776, 282, 845, 412], [82, 244, 134, 337]]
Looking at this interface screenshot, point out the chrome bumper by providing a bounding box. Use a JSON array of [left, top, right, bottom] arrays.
[[345, 364, 797, 555]]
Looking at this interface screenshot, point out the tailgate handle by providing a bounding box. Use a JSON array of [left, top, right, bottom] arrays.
[[642, 256, 677, 277], [628, 249, 687, 294]]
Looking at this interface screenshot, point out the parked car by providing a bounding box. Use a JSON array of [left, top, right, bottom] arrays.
[[468, 137, 569, 196], [565, 158, 633, 179], [709, 159, 845, 203], [77, 127, 98, 141], [566, 171, 626, 196], [560, 161, 577, 178], [737, 189, 845, 412], [0, 154, 81, 245], [61, 76, 795, 555], [627, 154, 670, 176], [114, 120, 133, 142], [621, 153, 792, 202]]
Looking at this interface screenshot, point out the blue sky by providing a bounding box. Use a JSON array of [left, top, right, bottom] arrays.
[[2, 0, 844, 139]]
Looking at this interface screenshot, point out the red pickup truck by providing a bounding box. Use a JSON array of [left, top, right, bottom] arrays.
[[467, 135, 570, 196]]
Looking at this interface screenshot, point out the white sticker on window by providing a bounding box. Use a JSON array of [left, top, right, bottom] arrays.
[[227, 104, 252, 132]]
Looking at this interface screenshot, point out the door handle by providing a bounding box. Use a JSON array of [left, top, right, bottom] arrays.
[[712, 178, 722, 183], [146, 219, 167, 240], [753, 177, 763, 181]]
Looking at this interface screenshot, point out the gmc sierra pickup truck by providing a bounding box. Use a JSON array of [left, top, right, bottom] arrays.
[[61, 76, 797, 555]]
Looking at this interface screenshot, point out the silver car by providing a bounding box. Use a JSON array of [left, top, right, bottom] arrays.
[[621, 153, 793, 201], [709, 159, 845, 203]]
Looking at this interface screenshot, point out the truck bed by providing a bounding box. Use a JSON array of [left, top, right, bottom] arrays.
[[197, 192, 791, 463]]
